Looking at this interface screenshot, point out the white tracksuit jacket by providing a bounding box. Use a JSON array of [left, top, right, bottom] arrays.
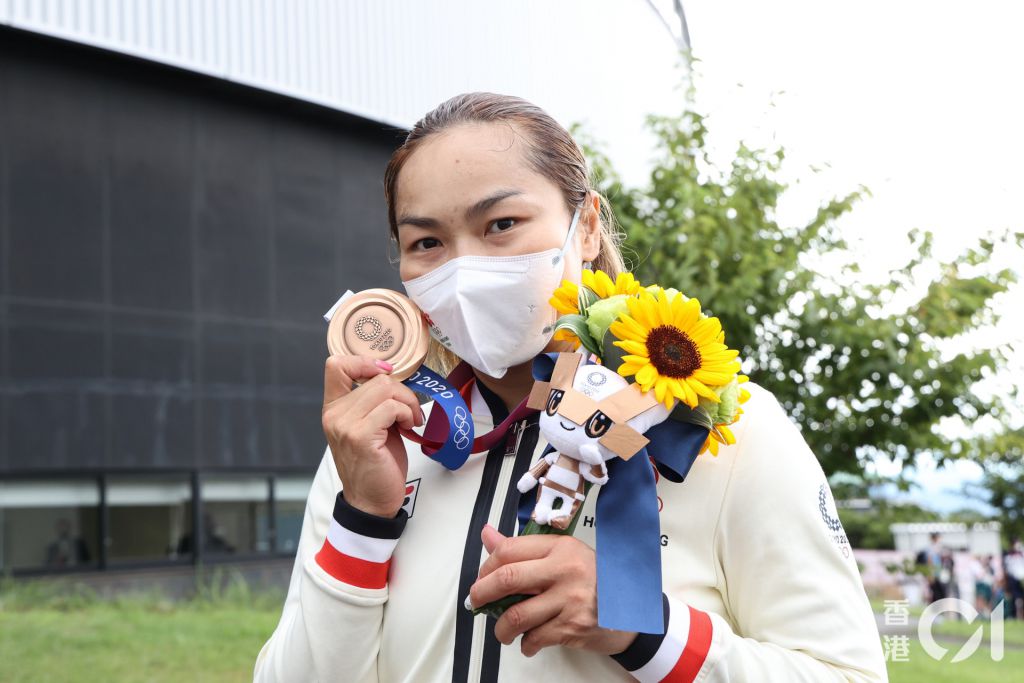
[[254, 379, 888, 683]]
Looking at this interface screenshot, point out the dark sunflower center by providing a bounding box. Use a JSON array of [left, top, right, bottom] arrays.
[[645, 326, 701, 378]]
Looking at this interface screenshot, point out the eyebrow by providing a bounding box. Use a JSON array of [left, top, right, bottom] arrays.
[[397, 188, 525, 229]]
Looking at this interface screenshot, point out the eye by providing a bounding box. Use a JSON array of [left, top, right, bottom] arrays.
[[486, 217, 517, 234], [545, 389, 564, 416], [584, 411, 612, 438], [410, 237, 442, 252]]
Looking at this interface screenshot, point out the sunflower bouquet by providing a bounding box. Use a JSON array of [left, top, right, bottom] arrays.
[[471, 270, 750, 631], [550, 269, 750, 455]]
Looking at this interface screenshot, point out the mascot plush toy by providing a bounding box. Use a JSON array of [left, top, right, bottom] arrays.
[[518, 352, 670, 529]]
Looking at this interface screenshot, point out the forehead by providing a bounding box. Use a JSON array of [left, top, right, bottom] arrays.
[[395, 122, 556, 217]]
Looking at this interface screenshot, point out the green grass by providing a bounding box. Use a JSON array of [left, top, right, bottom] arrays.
[[887, 637, 1024, 682], [0, 570, 282, 683], [2, 577, 1020, 682]]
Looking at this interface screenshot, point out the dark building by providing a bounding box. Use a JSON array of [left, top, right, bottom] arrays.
[[0, 28, 405, 576]]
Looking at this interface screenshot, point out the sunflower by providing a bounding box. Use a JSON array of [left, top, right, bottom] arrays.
[[549, 270, 644, 348], [609, 288, 742, 410]]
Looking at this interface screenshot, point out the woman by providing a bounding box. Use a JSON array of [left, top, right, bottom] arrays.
[[254, 93, 887, 682]]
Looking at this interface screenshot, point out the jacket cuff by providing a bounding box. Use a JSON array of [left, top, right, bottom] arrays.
[[313, 491, 408, 589], [611, 593, 713, 683]]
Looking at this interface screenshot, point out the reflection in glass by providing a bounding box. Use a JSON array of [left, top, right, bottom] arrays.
[[0, 480, 100, 572], [200, 476, 271, 555], [106, 476, 192, 562]]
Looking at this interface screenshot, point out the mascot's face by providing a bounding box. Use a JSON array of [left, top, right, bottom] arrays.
[[539, 365, 627, 458]]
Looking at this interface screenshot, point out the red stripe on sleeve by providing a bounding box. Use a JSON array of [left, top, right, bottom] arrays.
[[314, 539, 391, 589], [664, 606, 713, 682]]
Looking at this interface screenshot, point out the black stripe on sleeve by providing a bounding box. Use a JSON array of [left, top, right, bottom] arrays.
[[335, 491, 408, 540], [610, 592, 671, 672]]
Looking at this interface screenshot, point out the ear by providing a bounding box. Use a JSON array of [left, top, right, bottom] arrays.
[[579, 191, 601, 263]]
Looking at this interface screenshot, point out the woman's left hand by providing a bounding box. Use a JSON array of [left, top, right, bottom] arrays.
[[468, 524, 637, 657]]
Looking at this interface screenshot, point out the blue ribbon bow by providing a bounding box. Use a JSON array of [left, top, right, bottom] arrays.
[[516, 353, 710, 634]]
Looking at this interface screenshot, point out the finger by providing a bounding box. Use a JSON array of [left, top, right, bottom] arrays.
[[469, 558, 554, 608], [493, 593, 562, 645], [348, 374, 424, 427], [358, 398, 417, 435], [482, 523, 505, 553], [521, 619, 565, 658], [477, 534, 560, 580], [324, 355, 393, 406]]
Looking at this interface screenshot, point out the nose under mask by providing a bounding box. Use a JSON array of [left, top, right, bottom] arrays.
[[401, 204, 583, 378]]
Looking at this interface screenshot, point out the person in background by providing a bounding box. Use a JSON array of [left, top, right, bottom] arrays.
[[45, 518, 91, 567], [1003, 538, 1024, 620], [969, 554, 993, 617], [925, 532, 946, 603]]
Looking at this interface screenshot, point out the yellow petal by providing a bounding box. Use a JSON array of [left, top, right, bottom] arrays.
[[636, 364, 658, 388], [680, 379, 699, 408], [609, 320, 642, 343], [692, 369, 736, 386], [688, 378, 721, 402], [657, 290, 673, 326], [614, 339, 647, 356], [688, 318, 722, 345], [672, 297, 701, 330], [627, 296, 656, 329], [654, 377, 668, 404], [617, 363, 644, 376], [718, 424, 736, 445], [617, 314, 649, 339]]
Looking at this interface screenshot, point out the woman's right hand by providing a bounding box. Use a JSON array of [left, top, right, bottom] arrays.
[[321, 355, 425, 518]]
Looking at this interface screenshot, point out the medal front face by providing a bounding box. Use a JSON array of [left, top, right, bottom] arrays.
[[327, 289, 430, 381]]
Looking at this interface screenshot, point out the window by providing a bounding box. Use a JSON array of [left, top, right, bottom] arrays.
[[106, 476, 192, 563], [274, 476, 313, 553], [200, 476, 271, 556], [0, 480, 100, 572]]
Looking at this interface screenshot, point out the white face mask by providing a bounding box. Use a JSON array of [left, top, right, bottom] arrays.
[[401, 204, 583, 378]]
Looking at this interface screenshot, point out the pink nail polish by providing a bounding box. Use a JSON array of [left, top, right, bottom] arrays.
[[375, 359, 394, 372]]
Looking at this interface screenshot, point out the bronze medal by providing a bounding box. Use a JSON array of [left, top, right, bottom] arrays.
[[326, 289, 430, 382]]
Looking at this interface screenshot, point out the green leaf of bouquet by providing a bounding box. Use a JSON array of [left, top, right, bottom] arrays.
[[555, 314, 601, 356]]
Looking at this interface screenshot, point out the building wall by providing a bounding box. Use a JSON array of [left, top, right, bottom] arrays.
[[1, 27, 404, 475], [0, 0, 688, 187], [0, 28, 404, 573]]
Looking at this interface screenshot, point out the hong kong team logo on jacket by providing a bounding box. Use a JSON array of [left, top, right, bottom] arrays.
[[402, 479, 421, 518]]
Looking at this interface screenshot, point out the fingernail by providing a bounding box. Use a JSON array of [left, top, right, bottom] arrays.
[[420, 407, 426, 423], [463, 594, 474, 611], [375, 359, 394, 371]]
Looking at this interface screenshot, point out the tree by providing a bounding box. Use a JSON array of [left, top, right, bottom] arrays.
[[573, 108, 1022, 478]]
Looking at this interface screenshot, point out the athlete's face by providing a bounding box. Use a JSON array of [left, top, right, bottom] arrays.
[[393, 122, 601, 283]]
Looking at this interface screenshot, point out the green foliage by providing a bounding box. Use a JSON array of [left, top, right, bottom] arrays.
[[573, 108, 1022, 477], [968, 458, 1024, 544]]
